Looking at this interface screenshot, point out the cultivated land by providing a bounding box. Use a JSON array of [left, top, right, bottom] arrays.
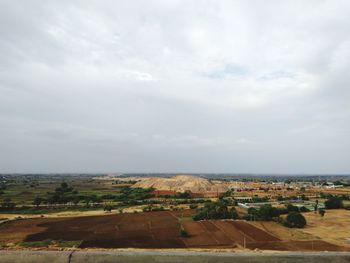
[[1, 173, 350, 252], [0, 210, 348, 251]]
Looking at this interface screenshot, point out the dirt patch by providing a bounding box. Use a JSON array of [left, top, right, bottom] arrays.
[[0, 211, 347, 251], [181, 221, 232, 248], [228, 221, 280, 242], [23, 212, 186, 249]]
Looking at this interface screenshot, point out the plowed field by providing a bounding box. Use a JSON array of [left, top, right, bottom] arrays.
[[0, 210, 346, 251]]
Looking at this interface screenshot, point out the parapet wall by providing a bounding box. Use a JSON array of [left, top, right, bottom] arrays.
[[1, 250, 350, 263]]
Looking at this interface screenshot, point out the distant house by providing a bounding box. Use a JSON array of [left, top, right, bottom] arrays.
[[322, 182, 343, 189]]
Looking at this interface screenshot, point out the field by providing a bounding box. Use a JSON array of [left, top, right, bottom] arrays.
[[0, 175, 129, 206], [249, 209, 350, 249], [0, 210, 347, 251], [302, 209, 350, 247]]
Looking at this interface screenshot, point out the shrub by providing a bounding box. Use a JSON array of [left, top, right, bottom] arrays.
[[193, 200, 238, 220], [325, 197, 343, 209], [318, 209, 326, 217], [285, 212, 306, 228], [286, 204, 299, 212], [1, 198, 16, 211], [299, 206, 310, 212], [189, 204, 198, 209], [247, 205, 280, 221], [103, 205, 113, 212], [180, 229, 189, 238]]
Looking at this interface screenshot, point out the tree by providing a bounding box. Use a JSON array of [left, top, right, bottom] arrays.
[[285, 212, 306, 228], [259, 204, 280, 220], [46, 182, 76, 205], [33, 197, 43, 208], [193, 200, 238, 220], [325, 196, 343, 209]]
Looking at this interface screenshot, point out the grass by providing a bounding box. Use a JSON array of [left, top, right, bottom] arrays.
[[18, 239, 82, 248], [0, 175, 126, 205], [57, 240, 82, 247], [19, 240, 53, 247], [3, 206, 104, 215], [178, 216, 193, 222]]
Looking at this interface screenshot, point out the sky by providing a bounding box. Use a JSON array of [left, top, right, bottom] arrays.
[[0, 0, 350, 174]]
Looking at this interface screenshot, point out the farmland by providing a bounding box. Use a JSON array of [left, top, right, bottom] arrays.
[[0, 210, 348, 251]]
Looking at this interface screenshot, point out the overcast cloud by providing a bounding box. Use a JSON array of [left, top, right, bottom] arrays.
[[1, 0, 350, 173]]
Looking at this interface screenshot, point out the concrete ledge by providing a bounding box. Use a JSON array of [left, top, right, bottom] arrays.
[[1, 251, 350, 263], [0, 250, 71, 263]]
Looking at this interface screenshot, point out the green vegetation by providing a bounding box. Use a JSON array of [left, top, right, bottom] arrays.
[[247, 204, 280, 221], [245, 203, 307, 228], [325, 196, 344, 209], [142, 205, 165, 212], [286, 204, 299, 212], [320, 192, 350, 200], [283, 212, 306, 228], [0, 179, 157, 213], [178, 216, 193, 222], [318, 209, 326, 217], [56, 240, 82, 248], [299, 206, 310, 212], [3, 206, 102, 215], [251, 196, 269, 202], [0, 198, 16, 211], [19, 240, 53, 248], [193, 200, 238, 220], [18, 239, 81, 248], [180, 229, 189, 238], [116, 186, 154, 202], [0, 174, 136, 208]]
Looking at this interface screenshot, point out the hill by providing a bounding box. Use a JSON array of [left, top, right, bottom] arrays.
[[132, 175, 228, 193]]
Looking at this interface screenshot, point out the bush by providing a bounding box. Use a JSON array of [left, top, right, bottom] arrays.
[[1, 198, 16, 211], [189, 204, 198, 209], [318, 209, 326, 217], [285, 212, 306, 228], [247, 204, 280, 221], [325, 197, 343, 209], [193, 200, 238, 220], [180, 229, 189, 238], [103, 205, 113, 212], [299, 206, 310, 212], [286, 204, 299, 212]]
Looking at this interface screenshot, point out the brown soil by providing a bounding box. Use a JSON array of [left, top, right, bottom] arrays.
[[228, 221, 280, 242], [0, 211, 346, 251]]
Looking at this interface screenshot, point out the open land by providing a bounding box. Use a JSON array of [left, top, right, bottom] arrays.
[[0, 209, 348, 251], [1, 173, 350, 252]]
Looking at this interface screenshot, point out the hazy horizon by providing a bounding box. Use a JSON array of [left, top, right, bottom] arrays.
[[1, 1, 350, 174]]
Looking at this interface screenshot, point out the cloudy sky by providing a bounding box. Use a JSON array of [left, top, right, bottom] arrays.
[[1, 0, 349, 174]]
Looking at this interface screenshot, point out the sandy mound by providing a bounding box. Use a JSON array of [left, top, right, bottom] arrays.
[[132, 175, 228, 193]]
